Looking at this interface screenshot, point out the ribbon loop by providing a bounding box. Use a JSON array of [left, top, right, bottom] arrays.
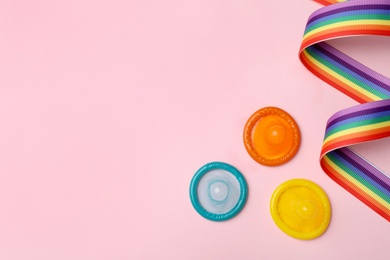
[[300, 0, 390, 221]]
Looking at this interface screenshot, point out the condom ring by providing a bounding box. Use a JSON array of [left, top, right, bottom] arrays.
[[189, 162, 248, 221], [270, 179, 331, 240]]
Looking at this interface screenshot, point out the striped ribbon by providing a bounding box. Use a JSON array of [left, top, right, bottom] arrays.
[[299, 0, 390, 221]]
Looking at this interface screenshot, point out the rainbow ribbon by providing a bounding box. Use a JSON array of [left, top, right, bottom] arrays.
[[299, 0, 390, 221]]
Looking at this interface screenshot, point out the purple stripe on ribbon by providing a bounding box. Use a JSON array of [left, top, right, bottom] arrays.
[[313, 43, 390, 92], [308, 1, 390, 25], [326, 99, 390, 128], [338, 147, 390, 187]]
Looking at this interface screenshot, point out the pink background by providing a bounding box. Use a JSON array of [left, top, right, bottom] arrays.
[[1, 0, 389, 259]]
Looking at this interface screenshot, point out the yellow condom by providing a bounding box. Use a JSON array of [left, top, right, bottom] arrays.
[[270, 179, 331, 240]]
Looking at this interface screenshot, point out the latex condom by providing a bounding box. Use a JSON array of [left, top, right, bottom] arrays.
[[189, 162, 248, 221], [270, 179, 331, 240], [244, 107, 301, 166]]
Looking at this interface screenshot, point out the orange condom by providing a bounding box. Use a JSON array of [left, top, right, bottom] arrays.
[[243, 107, 301, 166]]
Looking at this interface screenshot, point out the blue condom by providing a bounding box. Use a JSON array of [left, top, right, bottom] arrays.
[[189, 162, 248, 221]]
